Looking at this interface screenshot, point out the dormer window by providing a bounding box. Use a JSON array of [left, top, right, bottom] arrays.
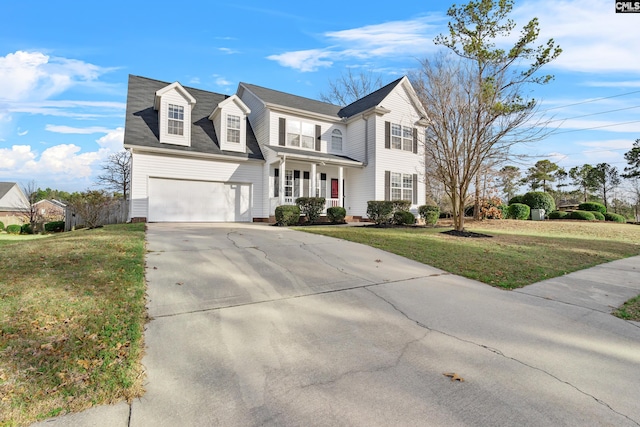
[[154, 82, 196, 146], [209, 95, 251, 153], [331, 129, 343, 151], [227, 114, 241, 143], [168, 104, 185, 136]]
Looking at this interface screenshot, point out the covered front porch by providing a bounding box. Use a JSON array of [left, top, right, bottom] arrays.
[[266, 146, 363, 215]]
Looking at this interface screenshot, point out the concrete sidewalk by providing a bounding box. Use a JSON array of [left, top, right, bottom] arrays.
[[31, 224, 640, 426]]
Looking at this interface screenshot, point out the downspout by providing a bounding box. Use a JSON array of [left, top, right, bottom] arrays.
[[362, 114, 369, 166]]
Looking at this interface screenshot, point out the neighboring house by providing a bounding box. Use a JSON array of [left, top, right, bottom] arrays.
[[33, 199, 66, 222], [0, 182, 29, 226], [124, 75, 428, 222]]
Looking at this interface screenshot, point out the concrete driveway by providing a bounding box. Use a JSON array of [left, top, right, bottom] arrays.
[[35, 223, 640, 426]]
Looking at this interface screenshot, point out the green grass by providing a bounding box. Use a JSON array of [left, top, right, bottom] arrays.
[[0, 223, 147, 427], [297, 219, 640, 291], [0, 233, 53, 246]]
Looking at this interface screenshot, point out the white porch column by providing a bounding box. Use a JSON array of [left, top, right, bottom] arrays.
[[311, 163, 317, 197], [338, 166, 344, 207], [279, 157, 286, 205]]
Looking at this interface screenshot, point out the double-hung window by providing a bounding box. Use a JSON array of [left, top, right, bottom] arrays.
[[168, 104, 184, 135], [331, 129, 342, 151], [390, 123, 413, 152], [391, 172, 413, 201], [287, 120, 315, 149], [227, 114, 241, 143]]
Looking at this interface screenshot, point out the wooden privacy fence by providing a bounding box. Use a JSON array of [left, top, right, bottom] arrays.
[[65, 199, 128, 231]]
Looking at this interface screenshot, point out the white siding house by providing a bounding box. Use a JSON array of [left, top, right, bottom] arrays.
[[123, 74, 428, 222]]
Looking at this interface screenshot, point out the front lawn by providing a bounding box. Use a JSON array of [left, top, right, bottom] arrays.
[[298, 220, 640, 290], [0, 223, 147, 427]]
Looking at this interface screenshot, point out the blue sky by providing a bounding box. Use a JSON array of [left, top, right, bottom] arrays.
[[1, 0, 639, 193]]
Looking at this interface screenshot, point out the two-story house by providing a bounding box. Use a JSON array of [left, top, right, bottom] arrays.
[[123, 74, 428, 222]]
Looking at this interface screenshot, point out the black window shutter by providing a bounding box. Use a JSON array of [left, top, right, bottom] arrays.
[[279, 118, 286, 146], [412, 174, 418, 204], [385, 121, 391, 149], [274, 168, 279, 197], [384, 171, 391, 201], [315, 125, 321, 151], [413, 128, 418, 154]]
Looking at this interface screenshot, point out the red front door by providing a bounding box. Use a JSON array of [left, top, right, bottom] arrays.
[[331, 179, 339, 199]]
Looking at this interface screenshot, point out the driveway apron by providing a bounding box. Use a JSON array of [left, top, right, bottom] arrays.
[[126, 223, 640, 426]]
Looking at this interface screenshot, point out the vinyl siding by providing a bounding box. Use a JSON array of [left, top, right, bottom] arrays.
[[129, 151, 264, 219], [158, 89, 192, 147], [372, 85, 426, 210]]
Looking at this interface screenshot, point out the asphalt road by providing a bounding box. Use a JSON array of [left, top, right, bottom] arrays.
[[33, 223, 640, 426]]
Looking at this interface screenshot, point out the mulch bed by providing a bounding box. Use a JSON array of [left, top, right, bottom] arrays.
[[441, 229, 493, 238]]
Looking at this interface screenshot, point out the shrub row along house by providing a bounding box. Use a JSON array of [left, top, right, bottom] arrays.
[[123, 75, 428, 222]]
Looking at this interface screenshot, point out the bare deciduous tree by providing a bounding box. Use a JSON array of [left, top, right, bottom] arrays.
[[412, 0, 561, 232], [319, 69, 384, 106], [96, 150, 131, 200]]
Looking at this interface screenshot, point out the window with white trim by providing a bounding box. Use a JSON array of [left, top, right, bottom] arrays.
[[287, 120, 315, 149], [285, 170, 293, 198], [168, 104, 184, 135], [391, 123, 413, 151], [391, 172, 413, 201], [227, 114, 241, 143], [331, 129, 342, 151]]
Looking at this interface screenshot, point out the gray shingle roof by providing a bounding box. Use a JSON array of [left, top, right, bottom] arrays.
[[0, 182, 17, 200], [240, 82, 342, 118], [338, 77, 404, 118], [124, 75, 263, 160], [265, 146, 362, 166]]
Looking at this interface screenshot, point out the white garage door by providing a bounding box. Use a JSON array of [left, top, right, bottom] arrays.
[[148, 178, 251, 222]]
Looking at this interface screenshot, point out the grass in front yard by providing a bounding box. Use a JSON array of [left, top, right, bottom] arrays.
[[0, 223, 147, 427], [298, 220, 640, 290], [0, 233, 53, 246]]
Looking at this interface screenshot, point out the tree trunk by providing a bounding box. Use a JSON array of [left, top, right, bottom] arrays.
[[473, 173, 481, 221]]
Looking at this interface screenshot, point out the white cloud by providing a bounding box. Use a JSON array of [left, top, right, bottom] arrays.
[[513, 0, 640, 73], [96, 127, 124, 153], [268, 49, 334, 72], [0, 51, 103, 102], [0, 145, 36, 169], [218, 47, 239, 55], [45, 125, 114, 134], [17, 129, 28, 136], [267, 16, 443, 72], [0, 143, 102, 190]]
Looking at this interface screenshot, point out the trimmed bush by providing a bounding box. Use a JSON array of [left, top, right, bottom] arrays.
[[21, 223, 33, 235], [522, 191, 556, 213], [578, 202, 606, 215], [418, 205, 440, 226], [548, 210, 569, 219], [591, 211, 605, 221], [6, 224, 21, 234], [45, 221, 65, 233], [605, 212, 627, 223], [393, 210, 416, 225], [509, 195, 525, 205], [0, 221, 4, 231], [568, 210, 596, 221], [367, 201, 394, 225], [275, 205, 300, 226], [326, 206, 346, 223], [391, 200, 411, 212], [508, 203, 530, 220], [295, 197, 325, 224]]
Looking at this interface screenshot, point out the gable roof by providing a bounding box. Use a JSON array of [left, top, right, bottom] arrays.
[[337, 77, 404, 118], [0, 182, 29, 211], [0, 182, 16, 200], [239, 82, 342, 118], [124, 75, 263, 160]]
